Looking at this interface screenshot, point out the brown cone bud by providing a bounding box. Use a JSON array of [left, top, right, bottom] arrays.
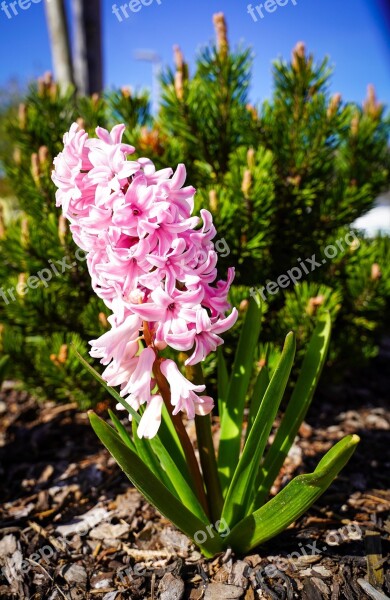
[[58, 344, 68, 364], [58, 215, 68, 245], [239, 299, 249, 312], [247, 148, 255, 169], [13, 147, 21, 165], [121, 86, 131, 98], [76, 117, 85, 130], [91, 93, 100, 107], [241, 169, 252, 198], [18, 103, 27, 129], [350, 111, 360, 136], [327, 93, 341, 119], [174, 70, 184, 101], [246, 103, 258, 120], [21, 218, 29, 246], [209, 189, 218, 212], [363, 84, 382, 119], [307, 295, 325, 316], [50, 353, 60, 367], [173, 45, 185, 71], [43, 71, 53, 86], [50, 81, 58, 100], [292, 41, 306, 70], [213, 12, 229, 58], [31, 153, 40, 184], [99, 312, 109, 329], [38, 146, 49, 166], [17, 273, 26, 297], [371, 263, 382, 281], [0, 204, 5, 239]]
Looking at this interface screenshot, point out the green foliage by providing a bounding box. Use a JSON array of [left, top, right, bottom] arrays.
[[87, 311, 358, 557], [0, 17, 389, 405], [0, 77, 152, 407]]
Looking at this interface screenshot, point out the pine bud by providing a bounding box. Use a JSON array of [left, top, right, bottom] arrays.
[[241, 169, 252, 198], [21, 218, 29, 247], [246, 103, 258, 120], [38, 146, 49, 166], [239, 299, 249, 312], [58, 215, 68, 245], [18, 103, 27, 129], [292, 41, 306, 70], [17, 273, 26, 297], [307, 295, 325, 316], [99, 312, 109, 329], [91, 93, 100, 107], [43, 71, 53, 86], [58, 344, 68, 364], [363, 84, 382, 119], [350, 111, 360, 136], [371, 263, 382, 281], [50, 353, 60, 367], [173, 45, 185, 71], [76, 117, 85, 130], [0, 204, 5, 239], [121, 86, 132, 98], [247, 148, 256, 169], [13, 147, 21, 165], [327, 93, 341, 119], [174, 70, 184, 101], [213, 12, 229, 58], [31, 153, 40, 184], [50, 81, 58, 101], [209, 189, 218, 212]]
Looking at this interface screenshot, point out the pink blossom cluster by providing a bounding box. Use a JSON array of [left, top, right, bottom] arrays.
[[52, 123, 237, 438]]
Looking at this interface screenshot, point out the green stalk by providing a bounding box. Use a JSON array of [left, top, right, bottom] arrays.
[[181, 354, 224, 521]]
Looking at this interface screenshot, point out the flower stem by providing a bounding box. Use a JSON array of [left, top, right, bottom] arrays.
[[181, 356, 224, 522], [152, 359, 210, 518]]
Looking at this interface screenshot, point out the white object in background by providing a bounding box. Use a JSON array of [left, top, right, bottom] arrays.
[[353, 193, 390, 236]]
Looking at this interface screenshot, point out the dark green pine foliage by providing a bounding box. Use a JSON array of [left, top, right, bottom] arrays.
[[0, 76, 152, 406]]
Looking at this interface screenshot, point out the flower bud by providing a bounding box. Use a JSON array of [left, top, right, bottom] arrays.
[[76, 117, 86, 130], [213, 12, 229, 58]]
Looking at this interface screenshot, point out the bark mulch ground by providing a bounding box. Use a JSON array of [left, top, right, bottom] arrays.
[[0, 339, 389, 600]]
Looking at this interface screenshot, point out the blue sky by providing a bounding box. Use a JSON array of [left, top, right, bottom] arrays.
[[0, 0, 389, 107]]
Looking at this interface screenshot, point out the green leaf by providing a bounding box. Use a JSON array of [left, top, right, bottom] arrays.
[[0, 355, 9, 384], [73, 348, 140, 422], [245, 365, 270, 441], [108, 409, 135, 452], [217, 347, 229, 419], [252, 313, 332, 509], [221, 332, 296, 527], [218, 296, 262, 492], [224, 434, 359, 554], [131, 418, 176, 495], [89, 412, 223, 558]]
